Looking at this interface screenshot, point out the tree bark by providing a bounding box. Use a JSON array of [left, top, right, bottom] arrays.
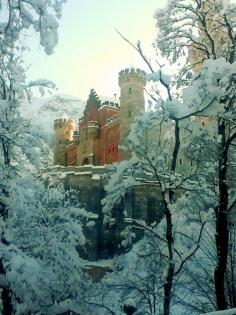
[[0, 165, 13, 315], [0, 259, 13, 315], [1, 139, 10, 167], [162, 119, 180, 315], [214, 119, 229, 310]]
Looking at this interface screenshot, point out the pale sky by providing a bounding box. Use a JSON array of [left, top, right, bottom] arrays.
[[26, 0, 167, 100]]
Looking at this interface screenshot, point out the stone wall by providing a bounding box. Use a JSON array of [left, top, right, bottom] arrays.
[[44, 165, 164, 261]]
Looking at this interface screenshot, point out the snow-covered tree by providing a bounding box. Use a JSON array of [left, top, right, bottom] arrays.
[[0, 0, 66, 168], [0, 1, 68, 314], [155, 0, 236, 310], [104, 1, 236, 314], [103, 92, 217, 315], [1, 176, 89, 314]]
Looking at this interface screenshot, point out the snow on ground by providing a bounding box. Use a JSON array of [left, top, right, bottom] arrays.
[[201, 309, 236, 315]]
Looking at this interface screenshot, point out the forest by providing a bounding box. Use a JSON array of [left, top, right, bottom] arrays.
[[0, 1, 236, 315]]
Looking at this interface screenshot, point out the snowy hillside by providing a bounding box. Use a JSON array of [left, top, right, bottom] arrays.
[[19, 94, 85, 167], [20, 94, 85, 142]]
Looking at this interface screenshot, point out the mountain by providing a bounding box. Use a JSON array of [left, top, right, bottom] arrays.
[[21, 94, 85, 141], [19, 94, 85, 167]]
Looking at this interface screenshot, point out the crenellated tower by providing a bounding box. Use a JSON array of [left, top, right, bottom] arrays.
[[53, 118, 75, 165], [118, 68, 146, 160]]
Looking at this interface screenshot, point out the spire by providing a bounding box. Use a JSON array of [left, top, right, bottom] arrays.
[[87, 89, 101, 108]]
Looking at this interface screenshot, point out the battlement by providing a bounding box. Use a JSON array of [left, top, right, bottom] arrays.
[[118, 68, 146, 86], [88, 121, 99, 128], [54, 118, 74, 129]]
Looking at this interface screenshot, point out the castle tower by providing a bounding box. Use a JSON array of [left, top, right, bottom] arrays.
[[85, 89, 100, 165], [53, 118, 75, 166], [78, 89, 100, 166], [87, 120, 99, 165], [118, 68, 146, 160], [188, 0, 230, 73]]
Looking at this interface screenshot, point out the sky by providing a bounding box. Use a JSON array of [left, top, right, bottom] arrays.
[[25, 0, 167, 100]]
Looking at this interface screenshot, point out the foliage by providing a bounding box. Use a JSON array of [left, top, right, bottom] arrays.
[[1, 176, 87, 314], [103, 1, 236, 314]]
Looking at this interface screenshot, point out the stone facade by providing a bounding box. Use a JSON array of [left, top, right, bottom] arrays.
[[53, 118, 75, 165], [45, 165, 164, 261], [53, 68, 146, 167], [188, 0, 232, 72], [119, 68, 146, 160]]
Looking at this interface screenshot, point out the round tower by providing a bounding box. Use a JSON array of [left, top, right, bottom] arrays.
[[87, 121, 99, 164], [53, 118, 75, 166], [118, 68, 146, 160]]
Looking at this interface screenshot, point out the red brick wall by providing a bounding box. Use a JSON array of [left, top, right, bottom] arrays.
[[68, 105, 120, 166], [87, 106, 98, 122], [66, 145, 77, 166], [98, 123, 119, 165], [98, 106, 119, 126]]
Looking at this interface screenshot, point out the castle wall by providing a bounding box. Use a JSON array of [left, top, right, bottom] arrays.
[[188, 1, 231, 72], [66, 143, 77, 166], [76, 99, 120, 166], [99, 121, 120, 165], [45, 165, 164, 261], [98, 106, 119, 126]]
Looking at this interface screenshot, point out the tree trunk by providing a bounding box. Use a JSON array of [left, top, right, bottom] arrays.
[[163, 256, 175, 315], [1, 139, 10, 167], [0, 259, 13, 315], [214, 119, 229, 310], [162, 191, 175, 315], [0, 168, 13, 315], [162, 120, 180, 315]]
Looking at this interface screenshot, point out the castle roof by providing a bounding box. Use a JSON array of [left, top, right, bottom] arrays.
[[86, 89, 101, 107], [98, 94, 120, 107], [84, 90, 120, 114]]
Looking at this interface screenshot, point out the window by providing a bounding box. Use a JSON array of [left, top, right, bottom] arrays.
[[128, 110, 132, 118], [179, 159, 182, 165], [129, 87, 132, 94]]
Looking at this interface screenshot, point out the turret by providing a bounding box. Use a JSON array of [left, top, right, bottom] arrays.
[[188, 0, 230, 73], [118, 68, 146, 160], [53, 118, 75, 165]]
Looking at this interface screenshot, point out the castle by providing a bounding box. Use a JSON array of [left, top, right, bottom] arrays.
[[50, 67, 170, 261], [48, 1, 236, 282], [53, 68, 146, 167]]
